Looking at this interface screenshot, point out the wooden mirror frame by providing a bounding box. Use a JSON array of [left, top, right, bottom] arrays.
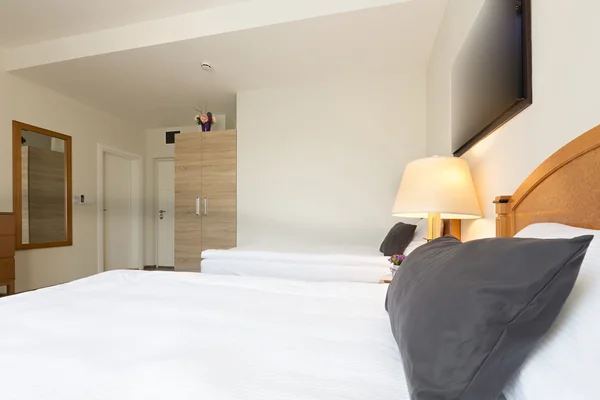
[[12, 121, 73, 250]]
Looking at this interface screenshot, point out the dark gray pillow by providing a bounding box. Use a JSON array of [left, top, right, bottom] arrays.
[[380, 222, 417, 256], [386, 235, 593, 400]]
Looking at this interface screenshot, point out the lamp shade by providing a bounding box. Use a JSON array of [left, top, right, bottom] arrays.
[[392, 156, 482, 219]]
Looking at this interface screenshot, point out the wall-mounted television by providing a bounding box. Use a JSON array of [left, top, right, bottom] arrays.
[[451, 0, 532, 156]]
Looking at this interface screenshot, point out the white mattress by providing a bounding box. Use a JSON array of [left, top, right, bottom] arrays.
[[0, 270, 407, 400], [202, 244, 390, 267], [201, 258, 390, 283]]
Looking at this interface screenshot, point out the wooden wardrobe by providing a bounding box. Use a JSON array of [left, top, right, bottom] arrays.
[[174, 130, 237, 272]]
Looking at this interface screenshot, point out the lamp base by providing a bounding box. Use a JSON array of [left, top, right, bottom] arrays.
[[426, 212, 442, 241]]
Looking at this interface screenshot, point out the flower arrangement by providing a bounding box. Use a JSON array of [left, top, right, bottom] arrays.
[[194, 104, 216, 132], [388, 254, 407, 276]]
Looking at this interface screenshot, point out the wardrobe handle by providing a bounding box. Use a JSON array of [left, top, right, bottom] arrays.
[[204, 198, 208, 216], [196, 197, 200, 216]]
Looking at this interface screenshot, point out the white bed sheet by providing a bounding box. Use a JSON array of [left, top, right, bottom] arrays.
[[202, 244, 390, 267], [0, 270, 407, 400], [201, 258, 390, 283]]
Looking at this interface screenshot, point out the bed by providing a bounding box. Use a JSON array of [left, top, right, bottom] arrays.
[[200, 220, 461, 282], [492, 123, 600, 400], [201, 244, 391, 282], [201, 258, 391, 282], [201, 244, 391, 267], [0, 270, 407, 400], [3, 124, 600, 399]]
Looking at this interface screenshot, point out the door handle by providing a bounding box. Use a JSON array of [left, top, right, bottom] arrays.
[[159, 210, 166, 220], [204, 198, 208, 216], [195, 197, 200, 216]]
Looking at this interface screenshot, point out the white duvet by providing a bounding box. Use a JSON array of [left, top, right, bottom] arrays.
[[201, 258, 390, 283], [0, 270, 407, 400], [202, 244, 389, 267]]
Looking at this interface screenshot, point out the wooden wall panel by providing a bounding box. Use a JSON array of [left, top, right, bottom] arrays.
[[21, 147, 30, 244], [27, 147, 67, 243]]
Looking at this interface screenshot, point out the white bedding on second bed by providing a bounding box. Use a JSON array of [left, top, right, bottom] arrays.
[[201, 258, 390, 282], [201, 244, 390, 267], [0, 270, 406, 400]]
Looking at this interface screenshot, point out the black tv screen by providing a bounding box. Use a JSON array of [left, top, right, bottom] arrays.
[[451, 0, 531, 156]]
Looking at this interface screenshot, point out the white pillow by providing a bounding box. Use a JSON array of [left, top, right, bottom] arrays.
[[504, 223, 599, 400]]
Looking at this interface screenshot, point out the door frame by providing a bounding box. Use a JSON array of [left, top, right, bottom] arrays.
[[154, 157, 175, 267], [97, 144, 144, 273]]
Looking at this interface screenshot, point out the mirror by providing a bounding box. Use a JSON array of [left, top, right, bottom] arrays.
[[13, 121, 72, 250]]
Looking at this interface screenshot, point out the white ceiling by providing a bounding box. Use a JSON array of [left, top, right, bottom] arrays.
[[0, 0, 248, 47], [9, 0, 447, 128]]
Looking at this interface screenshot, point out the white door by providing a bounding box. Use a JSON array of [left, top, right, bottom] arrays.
[[103, 152, 133, 270], [156, 159, 175, 267]]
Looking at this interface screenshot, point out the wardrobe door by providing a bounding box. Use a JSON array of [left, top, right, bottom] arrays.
[[201, 130, 237, 254], [174, 133, 203, 271]]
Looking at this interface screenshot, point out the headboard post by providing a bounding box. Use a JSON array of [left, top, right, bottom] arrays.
[[494, 196, 512, 237]]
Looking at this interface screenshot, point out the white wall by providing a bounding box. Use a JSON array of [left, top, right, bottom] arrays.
[[427, 0, 600, 240], [143, 118, 226, 265], [0, 54, 145, 292], [237, 72, 427, 248], [426, 0, 483, 157]]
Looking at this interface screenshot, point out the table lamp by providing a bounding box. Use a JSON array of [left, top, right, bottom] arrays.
[[392, 156, 482, 241]]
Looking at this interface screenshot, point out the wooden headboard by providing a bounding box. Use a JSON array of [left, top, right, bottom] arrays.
[[495, 124, 600, 237]]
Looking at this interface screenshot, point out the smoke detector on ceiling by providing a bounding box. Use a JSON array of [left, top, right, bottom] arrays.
[[201, 62, 212, 72]]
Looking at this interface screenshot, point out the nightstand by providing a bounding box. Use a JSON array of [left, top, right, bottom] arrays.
[[0, 213, 15, 296], [379, 274, 393, 284]]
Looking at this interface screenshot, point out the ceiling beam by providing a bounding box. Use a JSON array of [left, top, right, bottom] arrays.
[[4, 0, 411, 71]]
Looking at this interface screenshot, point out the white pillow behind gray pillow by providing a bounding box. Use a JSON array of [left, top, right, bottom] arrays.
[[504, 223, 599, 400]]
